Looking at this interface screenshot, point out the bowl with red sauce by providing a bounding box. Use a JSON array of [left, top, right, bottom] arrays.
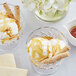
[[70, 26, 76, 38], [64, 19, 76, 46]]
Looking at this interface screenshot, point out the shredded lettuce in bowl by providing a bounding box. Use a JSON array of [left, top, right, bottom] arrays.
[[22, 0, 71, 21], [22, 0, 71, 12]]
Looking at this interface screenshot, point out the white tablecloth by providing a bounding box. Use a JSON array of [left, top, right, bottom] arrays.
[[0, 0, 76, 76]]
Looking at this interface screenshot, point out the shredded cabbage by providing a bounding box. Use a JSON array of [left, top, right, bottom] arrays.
[[22, 0, 71, 14]]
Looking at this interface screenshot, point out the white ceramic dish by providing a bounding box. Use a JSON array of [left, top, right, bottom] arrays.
[[64, 19, 76, 46]]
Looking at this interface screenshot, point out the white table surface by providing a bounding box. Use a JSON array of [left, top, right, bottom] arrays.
[[0, 0, 76, 76]]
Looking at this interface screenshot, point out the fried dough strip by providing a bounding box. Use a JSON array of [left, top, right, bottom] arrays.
[[3, 3, 21, 31], [60, 45, 70, 53], [3, 3, 15, 19], [41, 45, 70, 64], [14, 6, 21, 31], [41, 51, 70, 64]]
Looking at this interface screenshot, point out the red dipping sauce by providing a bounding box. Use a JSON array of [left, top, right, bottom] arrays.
[[70, 26, 76, 38]]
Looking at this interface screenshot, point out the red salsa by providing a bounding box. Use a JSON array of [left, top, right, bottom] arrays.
[[70, 26, 76, 38]]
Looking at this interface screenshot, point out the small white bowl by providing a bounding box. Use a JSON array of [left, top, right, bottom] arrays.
[[64, 19, 76, 46]]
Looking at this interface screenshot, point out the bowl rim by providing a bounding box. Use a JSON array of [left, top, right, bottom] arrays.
[[26, 26, 66, 44], [64, 18, 76, 40]]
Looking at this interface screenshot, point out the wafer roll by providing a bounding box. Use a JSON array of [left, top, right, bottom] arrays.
[[60, 45, 70, 53], [14, 6, 20, 26], [3, 3, 15, 19], [41, 51, 70, 64], [14, 5, 21, 31]]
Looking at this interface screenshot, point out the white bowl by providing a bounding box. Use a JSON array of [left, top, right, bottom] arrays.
[[64, 19, 76, 46]]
